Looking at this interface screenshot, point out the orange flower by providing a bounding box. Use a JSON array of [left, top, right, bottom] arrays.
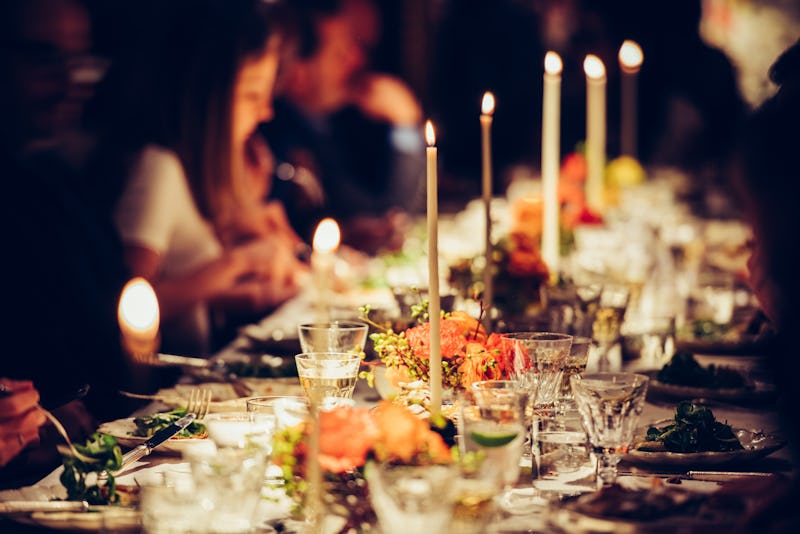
[[372, 402, 451, 464], [404, 319, 468, 362], [458, 342, 503, 388], [318, 406, 379, 473], [447, 310, 486, 342]]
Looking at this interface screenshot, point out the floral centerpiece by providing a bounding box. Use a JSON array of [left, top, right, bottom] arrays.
[[361, 305, 522, 393], [271, 401, 453, 533], [449, 232, 550, 318]]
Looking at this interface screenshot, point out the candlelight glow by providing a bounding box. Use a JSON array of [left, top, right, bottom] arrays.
[[544, 51, 563, 75], [619, 40, 643, 71], [481, 92, 495, 115], [118, 277, 159, 334], [425, 120, 436, 146], [312, 217, 341, 253], [583, 54, 606, 80]]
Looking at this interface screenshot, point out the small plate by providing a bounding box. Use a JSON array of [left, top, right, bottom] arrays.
[[644, 370, 777, 405], [625, 422, 786, 468], [97, 417, 209, 455]]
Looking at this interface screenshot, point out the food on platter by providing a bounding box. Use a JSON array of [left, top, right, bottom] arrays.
[[636, 402, 741, 453], [59, 433, 125, 505], [131, 408, 207, 439], [656, 352, 750, 390]]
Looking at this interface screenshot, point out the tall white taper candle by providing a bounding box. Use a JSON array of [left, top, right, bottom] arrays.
[[425, 120, 442, 416], [619, 40, 643, 158], [584, 54, 607, 213], [480, 92, 495, 325], [541, 52, 562, 280]]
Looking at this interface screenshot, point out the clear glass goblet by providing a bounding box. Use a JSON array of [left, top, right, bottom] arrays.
[[501, 332, 572, 411], [297, 321, 369, 354], [570, 372, 649, 486]]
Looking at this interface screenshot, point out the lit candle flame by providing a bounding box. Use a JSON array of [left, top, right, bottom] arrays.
[[618, 40, 643, 72], [425, 120, 436, 147], [583, 54, 606, 80], [118, 277, 160, 357], [118, 277, 159, 334], [312, 217, 341, 253], [481, 92, 495, 116], [544, 51, 563, 75]]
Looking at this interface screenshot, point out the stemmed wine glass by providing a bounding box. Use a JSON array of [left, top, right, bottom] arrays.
[[570, 372, 649, 486], [501, 332, 572, 412]]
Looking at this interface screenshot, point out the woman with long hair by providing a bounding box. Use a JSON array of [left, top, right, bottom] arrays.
[[109, 0, 305, 356]]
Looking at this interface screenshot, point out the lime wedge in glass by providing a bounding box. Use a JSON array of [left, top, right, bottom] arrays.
[[469, 430, 519, 448]]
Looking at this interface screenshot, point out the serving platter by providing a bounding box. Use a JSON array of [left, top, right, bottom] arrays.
[[643, 369, 777, 405], [624, 425, 786, 468]]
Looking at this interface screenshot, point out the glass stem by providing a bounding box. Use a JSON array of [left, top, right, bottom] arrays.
[[596, 452, 619, 486]]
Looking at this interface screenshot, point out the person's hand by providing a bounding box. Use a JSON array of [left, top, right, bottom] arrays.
[[234, 236, 307, 306], [0, 379, 47, 467], [350, 73, 422, 126], [260, 201, 304, 249]]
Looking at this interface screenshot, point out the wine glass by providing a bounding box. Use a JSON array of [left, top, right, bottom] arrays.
[[501, 332, 572, 411], [570, 372, 649, 486], [556, 336, 593, 413], [297, 321, 369, 353], [294, 352, 361, 404]]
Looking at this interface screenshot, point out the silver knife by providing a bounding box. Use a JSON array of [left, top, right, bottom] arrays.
[[0, 501, 89, 514], [619, 470, 773, 481], [119, 413, 197, 468]]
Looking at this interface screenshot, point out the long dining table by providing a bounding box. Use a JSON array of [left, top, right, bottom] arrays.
[[1, 283, 794, 533]]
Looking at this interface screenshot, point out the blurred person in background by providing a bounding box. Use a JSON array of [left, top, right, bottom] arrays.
[[262, 0, 425, 255], [0, 0, 137, 488], [730, 38, 800, 529], [611, 0, 747, 214], [101, 0, 307, 357]]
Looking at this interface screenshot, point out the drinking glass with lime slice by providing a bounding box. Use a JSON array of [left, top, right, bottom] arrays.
[[458, 381, 527, 496]]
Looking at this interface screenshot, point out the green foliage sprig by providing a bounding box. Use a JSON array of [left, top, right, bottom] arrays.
[[59, 433, 123, 505]]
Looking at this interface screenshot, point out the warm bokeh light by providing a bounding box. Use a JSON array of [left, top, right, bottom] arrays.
[[118, 277, 159, 334], [425, 120, 436, 146], [619, 40, 644, 71], [544, 51, 563, 75], [583, 54, 606, 80], [312, 217, 341, 253], [481, 92, 495, 115]]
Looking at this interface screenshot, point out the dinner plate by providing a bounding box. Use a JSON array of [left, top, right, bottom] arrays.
[[25, 507, 140, 533], [624, 423, 786, 468], [97, 417, 210, 455], [1, 485, 140, 533], [549, 486, 741, 533], [643, 370, 777, 405]]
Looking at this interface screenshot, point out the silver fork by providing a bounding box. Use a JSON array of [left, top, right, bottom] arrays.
[[186, 387, 211, 420], [118, 388, 211, 470]]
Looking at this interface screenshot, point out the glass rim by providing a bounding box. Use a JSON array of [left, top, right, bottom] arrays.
[[572, 372, 649, 384], [500, 331, 573, 342], [294, 352, 363, 361], [297, 321, 369, 331], [245, 395, 309, 406]]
